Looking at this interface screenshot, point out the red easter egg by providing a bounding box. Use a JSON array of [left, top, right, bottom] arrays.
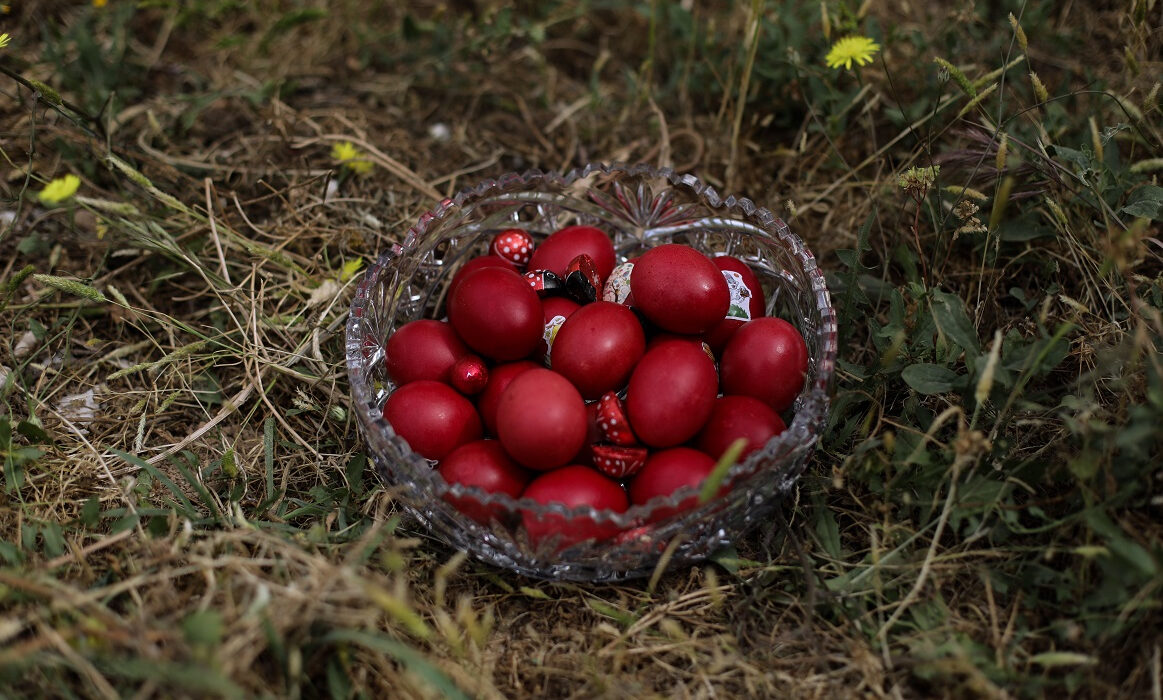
[[720, 317, 809, 412], [538, 296, 581, 365], [496, 368, 587, 470], [437, 439, 530, 523], [630, 244, 729, 334], [385, 319, 468, 386], [704, 319, 746, 357], [625, 339, 718, 447], [520, 465, 628, 548], [551, 301, 646, 399], [646, 333, 717, 364], [695, 395, 787, 461], [382, 380, 482, 460], [629, 447, 717, 521], [449, 354, 488, 396], [526, 225, 616, 285], [476, 360, 540, 436], [448, 266, 543, 361], [447, 255, 514, 300]]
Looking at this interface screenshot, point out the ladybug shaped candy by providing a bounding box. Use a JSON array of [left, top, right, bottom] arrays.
[[490, 228, 535, 267]]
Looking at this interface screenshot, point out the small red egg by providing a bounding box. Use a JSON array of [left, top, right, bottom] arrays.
[[447, 255, 515, 300], [695, 395, 787, 461], [520, 465, 628, 548], [526, 225, 616, 285], [382, 380, 482, 460], [475, 360, 540, 436], [629, 447, 718, 521], [630, 244, 729, 334], [720, 317, 809, 412], [496, 368, 588, 470], [448, 266, 543, 361], [385, 319, 468, 386], [538, 296, 581, 365], [625, 339, 718, 448], [449, 354, 489, 396], [551, 301, 646, 399], [437, 439, 531, 524]]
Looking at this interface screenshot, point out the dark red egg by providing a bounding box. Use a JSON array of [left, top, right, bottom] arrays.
[[625, 339, 718, 448], [476, 360, 540, 436], [646, 333, 717, 363], [551, 301, 646, 399], [385, 319, 468, 386], [520, 465, 628, 548], [447, 255, 514, 300], [496, 368, 588, 470], [719, 317, 809, 412], [629, 447, 718, 521], [382, 380, 482, 460], [437, 439, 531, 523], [448, 266, 543, 361], [695, 395, 787, 461], [630, 244, 729, 334], [538, 296, 581, 365], [526, 225, 616, 285]]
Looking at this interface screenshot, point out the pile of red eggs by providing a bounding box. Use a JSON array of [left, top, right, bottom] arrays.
[[382, 224, 808, 547]]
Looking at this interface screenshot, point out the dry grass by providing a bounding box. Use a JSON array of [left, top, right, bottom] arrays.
[[1, 1, 1161, 697]]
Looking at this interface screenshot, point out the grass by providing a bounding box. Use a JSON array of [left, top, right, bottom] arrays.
[[1, 0, 1161, 697]]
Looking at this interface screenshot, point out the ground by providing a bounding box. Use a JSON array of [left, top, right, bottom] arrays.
[[1, 1, 1161, 698]]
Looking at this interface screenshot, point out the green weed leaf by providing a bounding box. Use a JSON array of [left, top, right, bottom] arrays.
[[1121, 184, 1163, 220], [902, 363, 960, 394], [931, 291, 981, 357]]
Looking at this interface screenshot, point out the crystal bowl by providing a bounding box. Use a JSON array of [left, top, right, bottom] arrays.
[[345, 163, 837, 581]]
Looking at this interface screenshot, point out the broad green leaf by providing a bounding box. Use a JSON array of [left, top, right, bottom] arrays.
[[902, 363, 959, 394], [1121, 184, 1163, 220], [931, 290, 981, 357]]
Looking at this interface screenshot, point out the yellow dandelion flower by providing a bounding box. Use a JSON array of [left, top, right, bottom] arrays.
[[38, 174, 82, 205], [0, 33, 11, 48], [331, 140, 374, 175], [825, 35, 881, 70], [93, 0, 108, 7]]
